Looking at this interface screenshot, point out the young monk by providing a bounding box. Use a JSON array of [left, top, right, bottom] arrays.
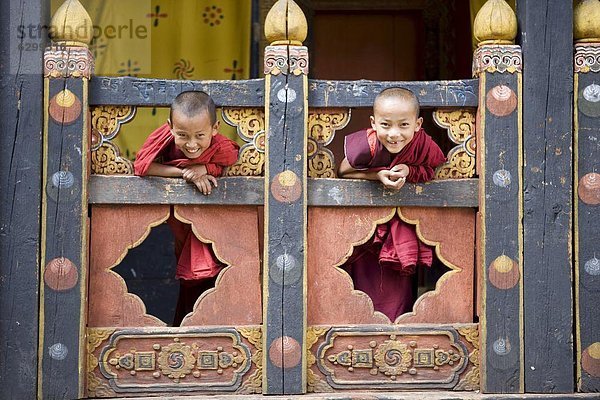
[[338, 87, 446, 321], [134, 91, 240, 326]]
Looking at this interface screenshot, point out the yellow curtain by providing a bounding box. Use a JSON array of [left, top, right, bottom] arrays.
[[52, 0, 251, 159], [470, 0, 516, 48]]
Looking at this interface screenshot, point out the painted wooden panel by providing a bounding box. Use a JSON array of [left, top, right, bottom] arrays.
[[476, 46, 524, 393], [88, 205, 169, 327], [40, 76, 89, 399], [307, 207, 474, 326], [262, 44, 308, 394], [574, 44, 600, 392], [176, 205, 262, 326]]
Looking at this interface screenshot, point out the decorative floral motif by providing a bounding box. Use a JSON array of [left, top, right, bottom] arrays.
[[575, 43, 600, 73], [173, 59, 195, 79], [90, 106, 136, 175], [308, 109, 350, 178], [203, 5, 224, 26], [434, 109, 477, 179], [222, 108, 265, 176]]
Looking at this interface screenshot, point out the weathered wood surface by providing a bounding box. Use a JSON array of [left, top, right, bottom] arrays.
[[262, 54, 308, 394], [479, 71, 523, 393], [308, 79, 479, 108], [574, 69, 600, 392], [0, 1, 47, 398], [307, 207, 475, 326], [89, 76, 265, 106], [88, 76, 477, 108], [518, 1, 574, 393], [176, 206, 262, 326], [89, 175, 478, 207]]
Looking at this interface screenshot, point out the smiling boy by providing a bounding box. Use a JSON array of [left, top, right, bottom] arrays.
[[134, 91, 240, 326], [337, 87, 446, 321]]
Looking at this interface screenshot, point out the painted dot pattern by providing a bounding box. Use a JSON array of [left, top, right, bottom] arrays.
[[268, 336, 302, 369], [44, 257, 79, 291], [486, 85, 517, 117], [578, 173, 600, 205], [270, 253, 301, 286], [493, 169, 512, 187], [584, 257, 600, 276], [51, 171, 74, 189], [49, 343, 68, 360], [277, 87, 297, 103], [492, 338, 511, 356]]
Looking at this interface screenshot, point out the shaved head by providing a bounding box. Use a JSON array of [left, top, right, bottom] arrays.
[[373, 87, 420, 118], [170, 91, 217, 125]]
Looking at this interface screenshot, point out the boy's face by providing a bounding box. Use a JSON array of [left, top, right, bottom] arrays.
[[169, 109, 219, 159], [370, 97, 423, 154]]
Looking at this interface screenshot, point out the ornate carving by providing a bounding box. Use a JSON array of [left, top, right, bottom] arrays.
[[434, 109, 476, 179], [94, 329, 251, 393], [44, 45, 94, 79], [472, 45, 522, 76], [237, 327, 263, 394], [455, 326, 480, 391], [91, 143, 134, 174], [307, 327, 333, 393], [308, 109, 350, 178], [223, 108, 266, 176], [317, 327, 470, 389], [575, 43, 600, 73], [87, 328, 116, 397], [264, 45, 309, 75], [90, 106, 136, 175]]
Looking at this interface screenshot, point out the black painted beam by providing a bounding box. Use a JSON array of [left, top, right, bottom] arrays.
[[89, 76, 265, 106], [518, 0, 574, 393], [0, 0, 47, 399], [308, 79, 479, 108], [88, 176, 478, 207]]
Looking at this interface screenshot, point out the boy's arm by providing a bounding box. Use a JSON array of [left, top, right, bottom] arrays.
[[338, 158, 405, 190], [146, 162, 183, 177]]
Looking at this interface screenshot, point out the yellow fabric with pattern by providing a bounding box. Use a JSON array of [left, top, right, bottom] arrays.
[[52, 0, 251, 159]]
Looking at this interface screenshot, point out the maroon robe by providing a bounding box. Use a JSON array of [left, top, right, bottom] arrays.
[[134, 123, 240, 325], [342, 128, 446, 321], [134, 123, 240, 281]]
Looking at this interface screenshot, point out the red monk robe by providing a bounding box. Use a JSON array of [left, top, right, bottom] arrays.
[[342, 127, 446, 321], [134, 123, 240, 325]]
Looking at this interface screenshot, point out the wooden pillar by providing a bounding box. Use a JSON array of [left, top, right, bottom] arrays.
[[38, 1, 94, 398], [517, 0, 574, 393], [0, 0, 48, 398], [574, 0, 600, 392], [473, 0, 523, 393], [262, 0, 308, 394]]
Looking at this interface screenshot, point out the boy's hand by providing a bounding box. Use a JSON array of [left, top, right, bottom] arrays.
[[182, 164, 208, 182], [390, 164, 409, 178], [377, 169, 406, 191], [192, 174, 218, 195]]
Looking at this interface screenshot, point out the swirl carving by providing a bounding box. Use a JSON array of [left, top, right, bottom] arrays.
[[157, 342, 195, 381], [575, 44, 600, 73], [374, 340, 413, 377], [223, 108, 266, 177], [44, 46, 94, 79], [308, 108, 350, 178], [472, 45, 522, 76], [90, 106, 136, 175], [434, 109, 476, 179]]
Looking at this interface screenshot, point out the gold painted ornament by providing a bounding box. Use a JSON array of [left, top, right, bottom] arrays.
[[264, 0, 307, 45], [49, 89, 82, 125], [582, 342, 600, 377], [488, 255, 519, 289], [473, 0, 517, 45], [575, 0, 600, 42]]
